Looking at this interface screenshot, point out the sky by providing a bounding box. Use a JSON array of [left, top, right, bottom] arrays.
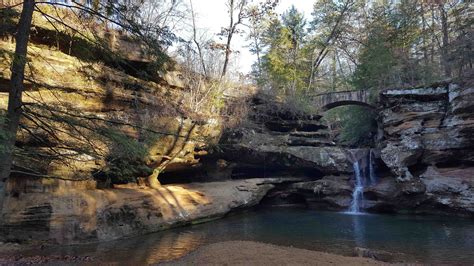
[[190, 0, 315, 74]]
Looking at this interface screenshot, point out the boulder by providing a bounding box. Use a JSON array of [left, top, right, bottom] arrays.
[[380, 140, 422, 181], [290, 176, 353, 210]]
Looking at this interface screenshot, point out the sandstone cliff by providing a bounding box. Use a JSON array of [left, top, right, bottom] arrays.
[[1, 176, 276, 244], [375, 83, 474, 215]]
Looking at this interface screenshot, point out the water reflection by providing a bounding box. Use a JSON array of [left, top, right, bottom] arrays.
[[351, 214, 365, 247], [18, 209, 474, 265], [141, 230, 204, 264]]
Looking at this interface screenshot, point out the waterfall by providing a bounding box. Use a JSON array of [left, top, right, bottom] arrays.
[[348, 161, 364, 213], [346, 149, 379, 214], [369, 150, 377, 185]]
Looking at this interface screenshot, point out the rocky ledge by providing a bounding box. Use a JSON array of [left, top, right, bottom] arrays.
[[218, 97, 352, 179], [0, 177, 284, 244]]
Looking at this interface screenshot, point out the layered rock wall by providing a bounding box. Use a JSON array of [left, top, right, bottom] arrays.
[[219, 99, 352, 178], [377, 83, 474, 215]]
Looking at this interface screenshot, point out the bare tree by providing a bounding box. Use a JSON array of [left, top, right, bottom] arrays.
[[245, 1, 278, 77], [220, 0, 248, 78], [220, 0, 278, 78], [189, 0, 207, 76], [307, 0, 355, 91]]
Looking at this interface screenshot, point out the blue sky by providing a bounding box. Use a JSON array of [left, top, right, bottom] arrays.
[[192, 0, 315, 74]]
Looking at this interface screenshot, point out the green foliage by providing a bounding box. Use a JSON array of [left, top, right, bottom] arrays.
[[352, 17, 396, 89], [97, 128, 152, 184], [282, 93, 319, 116], [260, 6, 309, 95], [325, 106, 377, 146], [0, 8, 18, 38], [352, 1, 441, 89], [103, 128, 148, 160]]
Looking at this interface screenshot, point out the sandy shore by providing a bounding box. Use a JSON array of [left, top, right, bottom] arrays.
[[161, 241, 384, 265]]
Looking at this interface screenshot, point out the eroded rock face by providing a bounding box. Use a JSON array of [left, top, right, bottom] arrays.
[[378, 83, 474, 216], [0, 39, 223, 183], [0, 177, 275, 244], [219, 99, 352, 178], [381, 83, 474, 172], [421, 167, 474, 213]]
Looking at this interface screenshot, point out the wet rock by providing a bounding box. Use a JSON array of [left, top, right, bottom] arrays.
[[290, 176, 353, 210], [353, 247, 395, 262]]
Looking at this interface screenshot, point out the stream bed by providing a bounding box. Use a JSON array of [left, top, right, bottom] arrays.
[[14, 208, 474, 264]]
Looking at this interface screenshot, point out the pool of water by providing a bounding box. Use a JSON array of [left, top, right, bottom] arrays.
[[24, 208, 474, 264]]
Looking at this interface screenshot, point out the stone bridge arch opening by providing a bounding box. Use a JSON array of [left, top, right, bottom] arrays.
[[321, 100, 375, 112], [321, 105, 379, 146], [309, 90, 379, 145]]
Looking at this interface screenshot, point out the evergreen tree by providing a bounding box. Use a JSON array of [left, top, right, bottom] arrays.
[[261, 6, 307, 95]]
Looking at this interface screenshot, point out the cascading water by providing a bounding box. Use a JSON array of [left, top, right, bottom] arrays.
[[348, 161, 364, 213], [347, 150, 378, 214]]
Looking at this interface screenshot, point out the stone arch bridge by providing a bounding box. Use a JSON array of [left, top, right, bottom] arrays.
[[308, 89, 376, 112]]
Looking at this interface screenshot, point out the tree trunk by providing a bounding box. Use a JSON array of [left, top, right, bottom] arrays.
[[146, 169, 161, 189], [253, 35, 262, 76], [438, 3, 451, 78], [221, 0, 235, 78], [0, 0, 35, 183], [221, 31, 233, 78], [420, 1, 428, 68], [189, 0, 208, 77]]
